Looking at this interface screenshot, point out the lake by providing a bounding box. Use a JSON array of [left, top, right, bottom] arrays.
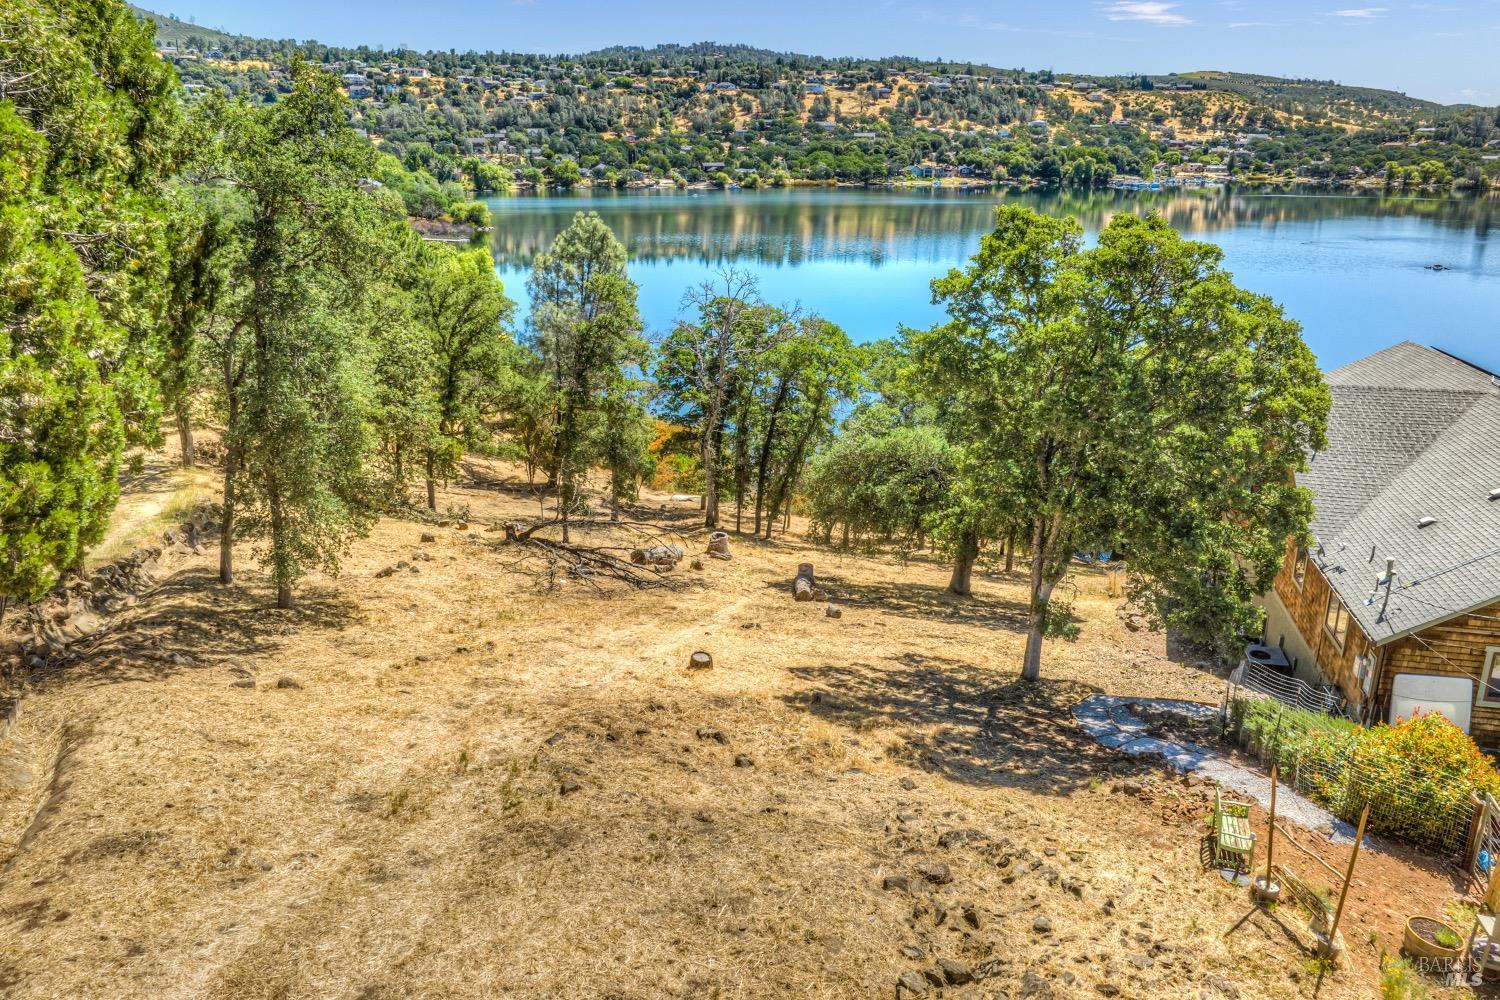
[[484, 188, 1500, 373]]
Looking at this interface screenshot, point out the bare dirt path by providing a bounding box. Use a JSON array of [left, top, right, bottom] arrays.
[[0, 457, 1477, 999]]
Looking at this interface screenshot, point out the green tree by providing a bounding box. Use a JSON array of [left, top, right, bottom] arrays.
[[527, 213, 645, 542], [659, 271, 791, 530], [551, 158, 583, 189], [415, 245, 513, 509], [205, 64, 394, 607], [362, 258, 437, 501], [464, 157, 513, 195], [805, 406, 954, 552], [1, 0, 181, 604], [595, 380, 657, 519], [750, 317, 861, 538], [912, 207, 1329, 680], [159, 199, 230, 468]]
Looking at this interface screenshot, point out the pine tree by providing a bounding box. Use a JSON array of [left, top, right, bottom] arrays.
[[205, 63, 395, 607], [527, 213, 644, 542], [0, 0, 181, 603]]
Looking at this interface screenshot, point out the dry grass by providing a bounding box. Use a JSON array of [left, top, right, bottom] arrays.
[[0, 454, 1470, 999]]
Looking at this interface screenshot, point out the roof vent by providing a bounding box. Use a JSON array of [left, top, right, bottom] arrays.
[[1417, 515, 1438, 529], [1490, 487, 1500, 501]]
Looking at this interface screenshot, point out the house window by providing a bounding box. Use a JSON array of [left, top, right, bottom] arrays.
[[1324, 592, 1349, 649], [1480, 648, 1500, 708], [1292, 548, 1308, 588]]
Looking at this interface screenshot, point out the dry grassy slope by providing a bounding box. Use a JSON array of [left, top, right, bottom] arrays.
[[0, 456, 1454, 999]]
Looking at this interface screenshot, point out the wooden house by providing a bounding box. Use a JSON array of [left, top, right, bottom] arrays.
[[1259, 342, 1500, 744]]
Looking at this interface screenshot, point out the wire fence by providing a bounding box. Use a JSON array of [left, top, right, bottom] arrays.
[[1228, 660, 1345, 716], [1230, 694, 1476, 862]]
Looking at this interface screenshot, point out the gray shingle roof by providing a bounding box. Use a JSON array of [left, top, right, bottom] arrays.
[[1302, 341, 1500, 643]]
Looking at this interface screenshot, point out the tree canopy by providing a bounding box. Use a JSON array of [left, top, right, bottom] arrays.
[[909, 205, 1329, 678]]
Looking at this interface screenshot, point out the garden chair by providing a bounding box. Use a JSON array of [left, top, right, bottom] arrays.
[[1211, 788, 1256, 872]]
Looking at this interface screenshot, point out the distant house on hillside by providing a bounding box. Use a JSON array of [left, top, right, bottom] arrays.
[[1256, 342, 1500, 743]]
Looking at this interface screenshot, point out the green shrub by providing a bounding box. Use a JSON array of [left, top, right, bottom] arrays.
[[1232, 697, 1499, 850]]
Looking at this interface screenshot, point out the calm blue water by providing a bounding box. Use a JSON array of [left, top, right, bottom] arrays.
[[484, 188, 1500, 373]]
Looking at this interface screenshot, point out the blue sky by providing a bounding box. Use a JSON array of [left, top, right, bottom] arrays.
[[161, 0, 1498, 105]]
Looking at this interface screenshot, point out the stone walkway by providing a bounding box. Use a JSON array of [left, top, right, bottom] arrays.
[[1072, 695, 1359, 844]]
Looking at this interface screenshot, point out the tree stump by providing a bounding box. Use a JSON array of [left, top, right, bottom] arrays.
[[630, 544, 684, 568], [688, 650, 714, 671], [707, 531, 731, 560], [794, 563, 816, 602]]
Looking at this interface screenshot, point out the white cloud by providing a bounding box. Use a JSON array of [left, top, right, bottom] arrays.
[[1102, 2, 1193, 25], [1228, 19, 1273, 27], [1331, 7, 1387, 16]]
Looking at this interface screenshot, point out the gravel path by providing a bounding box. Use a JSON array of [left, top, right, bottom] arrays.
[[1072, 694, 1360, 844]]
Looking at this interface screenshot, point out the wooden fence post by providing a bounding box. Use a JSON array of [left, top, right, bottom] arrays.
[[1322, 801, 1371, 957], [1465, 792, 1486, 877]]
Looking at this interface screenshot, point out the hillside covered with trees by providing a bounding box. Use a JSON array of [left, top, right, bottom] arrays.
[[136, 9, 1500, 194]]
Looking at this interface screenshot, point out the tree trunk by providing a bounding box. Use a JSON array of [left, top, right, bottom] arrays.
[[269, 473, 291, 608], [220, 457, 236, 585], [753, 378, 790, 536], [1021, 517, 1060, 683], [732, 390, 752, 535], [425, 450, 437, 512], [948, 528, 980, 596], [700, 418, 719, 529], [793, 562, 816, 601], [176, 404, 196, 468], [1005, 529, 1017, 573], [1021, 577, 1056, 683]]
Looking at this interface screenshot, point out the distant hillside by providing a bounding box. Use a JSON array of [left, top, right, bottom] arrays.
[[1179, 71, 1445, 117], [579, 42, 1004, 76], [130, 6, 241, 47], [132, 6, 1498, 193]]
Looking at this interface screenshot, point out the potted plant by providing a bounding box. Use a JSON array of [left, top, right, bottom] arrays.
[[1403, 916, 1464, 961]]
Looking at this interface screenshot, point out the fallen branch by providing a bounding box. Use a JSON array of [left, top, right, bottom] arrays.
[[499, 519, 687, 590]]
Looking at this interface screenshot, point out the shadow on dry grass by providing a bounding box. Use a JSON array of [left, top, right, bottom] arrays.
[[48, 567, 363, 688], [783, 653, 1117, 796], [792, 574, 1033, 631]]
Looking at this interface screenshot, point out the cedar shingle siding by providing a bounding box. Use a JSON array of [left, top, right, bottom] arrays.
[[1264, 342, 1500, 741], [1375, 601, 1500, 746]]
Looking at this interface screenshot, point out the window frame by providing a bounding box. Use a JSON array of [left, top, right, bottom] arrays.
[[1323, 591, 1349, 650], [1477, 647, 1500, 709], [1292, 548, 1308, 589]]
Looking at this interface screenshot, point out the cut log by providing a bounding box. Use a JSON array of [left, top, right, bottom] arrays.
[[794, 563, 816, 602], [707, 531, 731, 560], [688, 650, 714, 671], [630, 544, 684, 568]]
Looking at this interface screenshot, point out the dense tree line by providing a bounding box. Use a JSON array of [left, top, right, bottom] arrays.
[[150, 18, 1500, 192], [2, 0, 866, 611]]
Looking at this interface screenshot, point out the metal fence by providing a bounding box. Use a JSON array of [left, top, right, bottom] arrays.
[[1231, 699, 1475, 862], [1228, 659, 1345, 716]]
